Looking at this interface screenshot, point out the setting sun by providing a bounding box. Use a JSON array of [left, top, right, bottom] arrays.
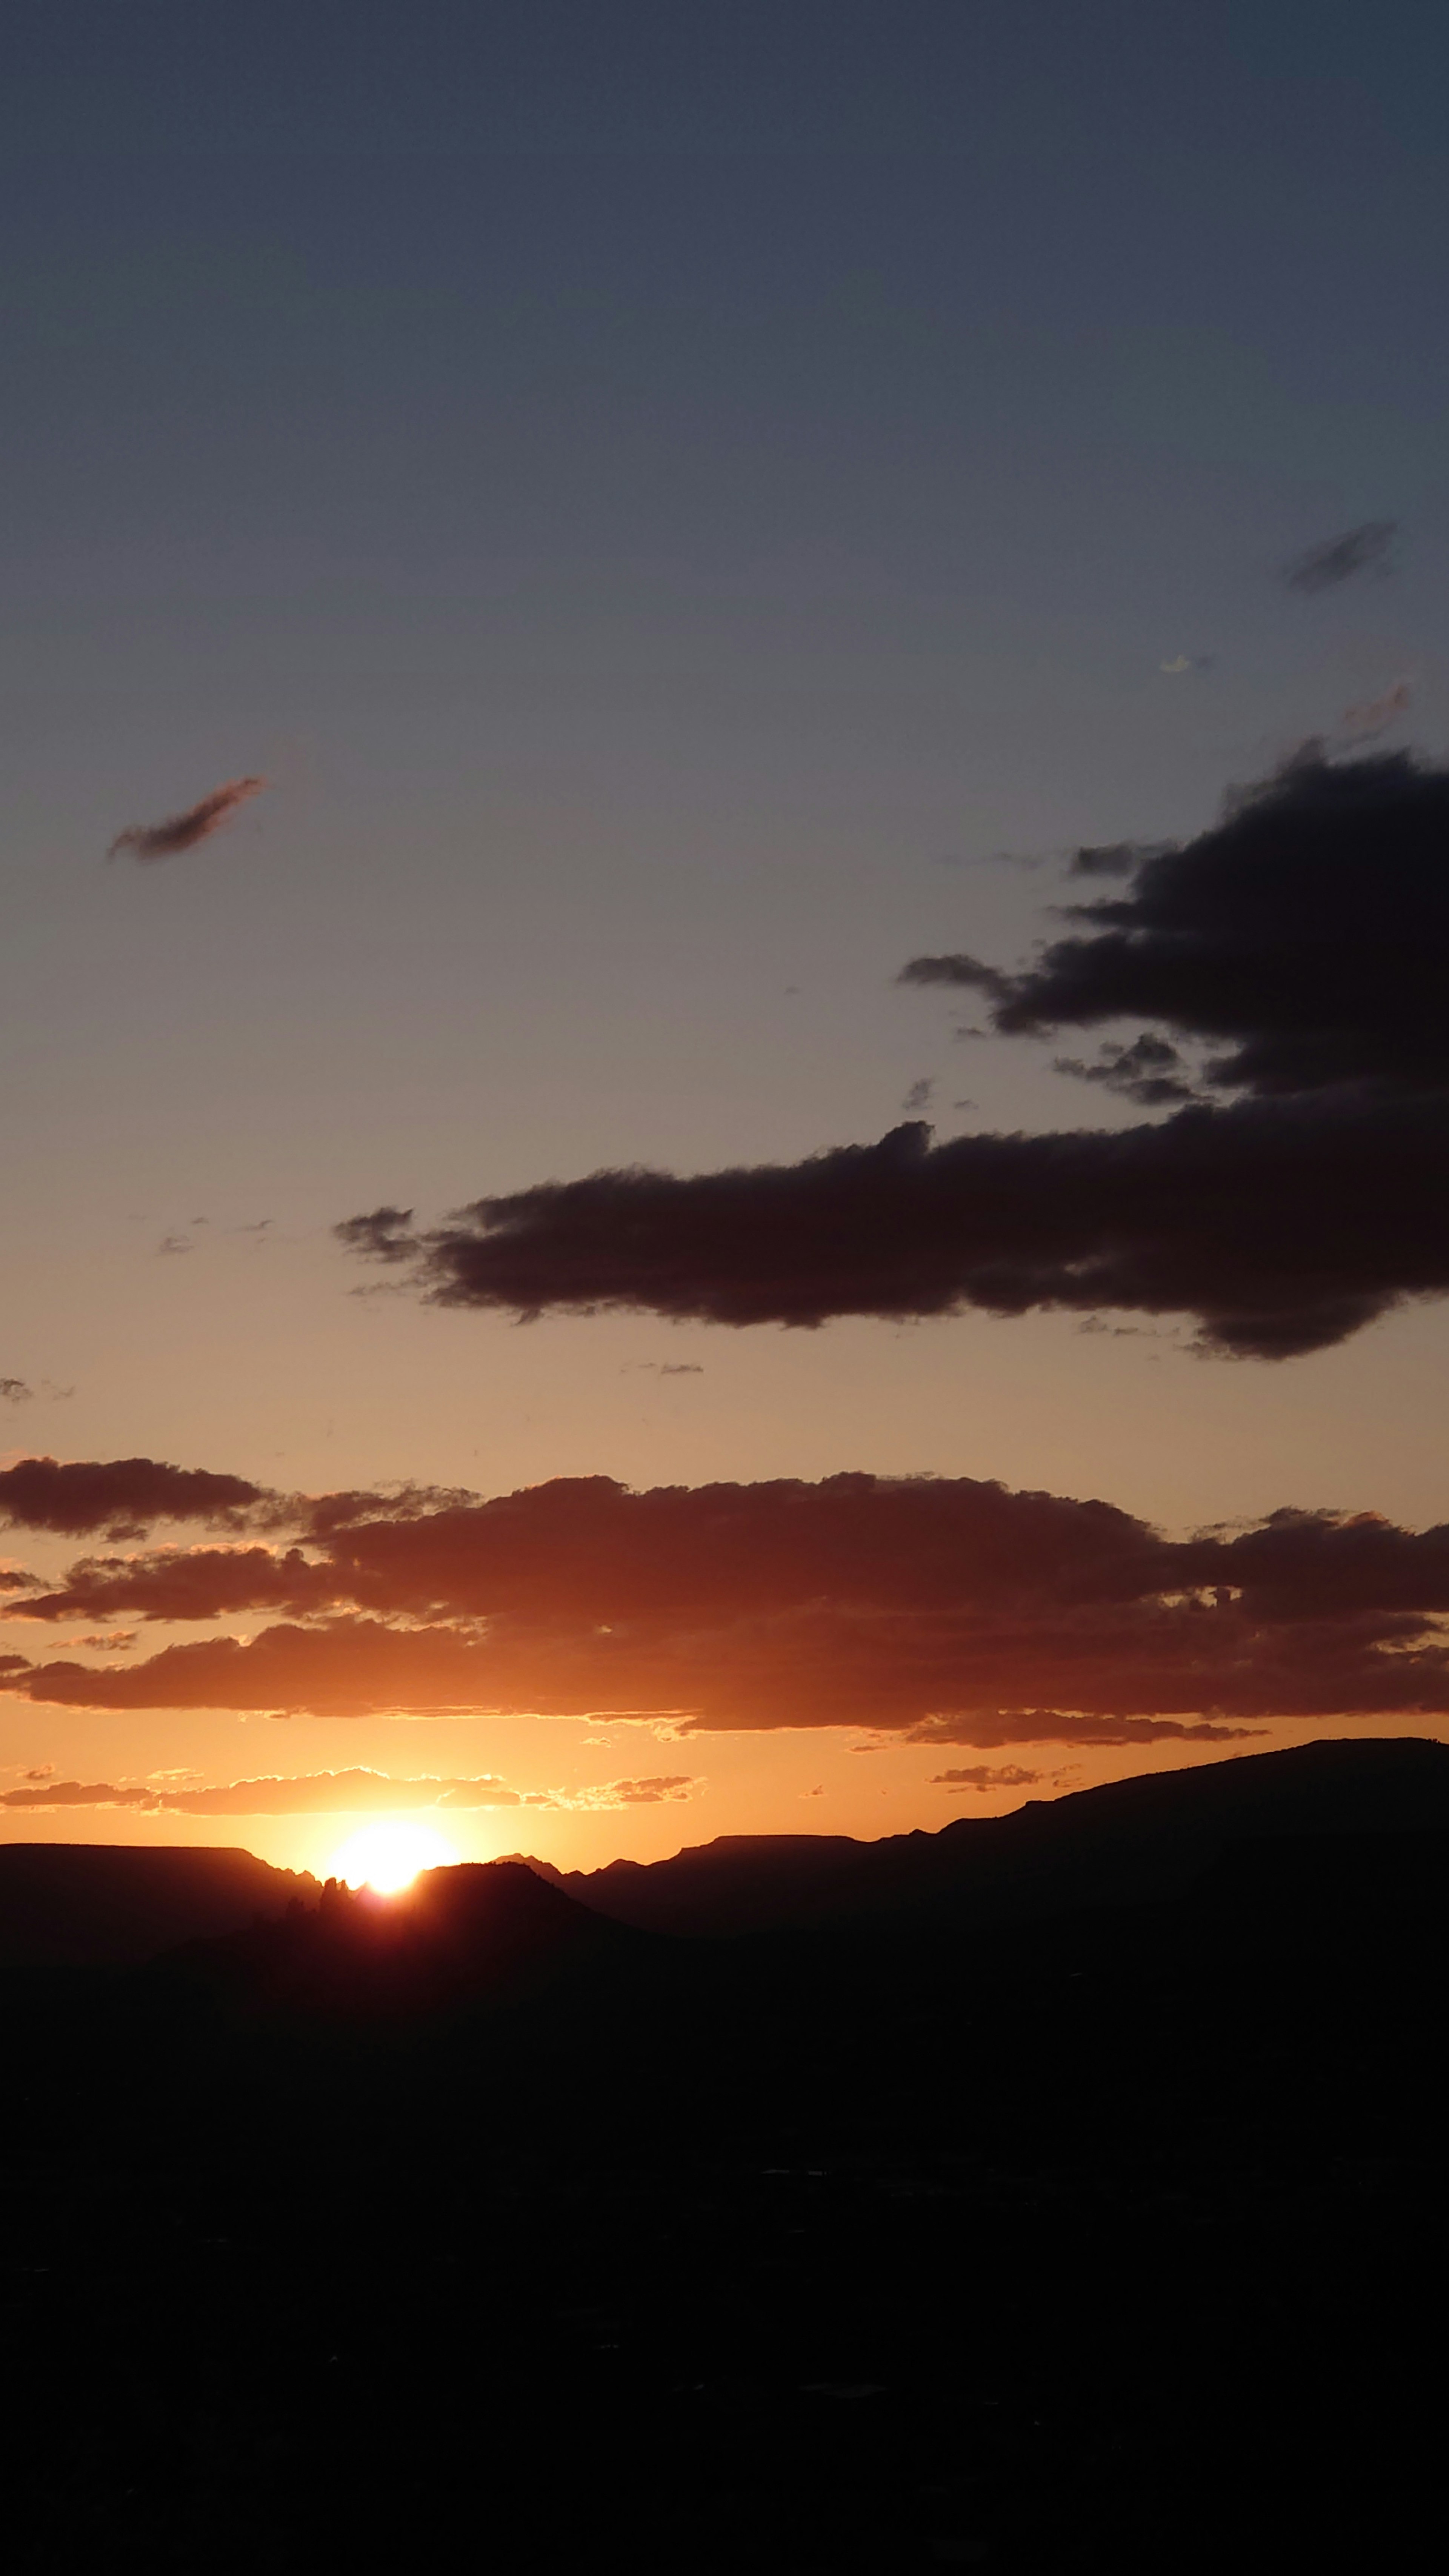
[[326, 1821, 460, 1893]]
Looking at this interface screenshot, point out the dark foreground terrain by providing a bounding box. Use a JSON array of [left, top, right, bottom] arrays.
[[3, 1738, 1447, 2572]]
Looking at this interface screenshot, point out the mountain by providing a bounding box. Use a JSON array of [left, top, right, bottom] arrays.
[[507, 1735, 1449, 1936], [0, 1841, 318, 1969], [152, 1855, 652, 2022], [3, 1743, 1446, 2572]]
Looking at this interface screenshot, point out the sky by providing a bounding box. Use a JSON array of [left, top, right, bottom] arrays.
[[3, 1, 1449, 1878]]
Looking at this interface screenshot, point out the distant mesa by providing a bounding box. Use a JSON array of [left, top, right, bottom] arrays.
[[0, 1843, 317, 1970], [509, 1737, 1449, 1939]]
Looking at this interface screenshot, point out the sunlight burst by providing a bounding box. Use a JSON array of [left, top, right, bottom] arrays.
[[326, 1820, 460, 1893]]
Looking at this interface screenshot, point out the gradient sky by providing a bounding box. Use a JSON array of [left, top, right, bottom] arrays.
[[4, 2, 1449, 1876]]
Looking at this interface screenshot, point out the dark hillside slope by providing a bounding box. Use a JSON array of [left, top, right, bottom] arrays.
[[0, 1841, 318, 1969], [2, 1764, 1447, 2572], [517, 1736, 1449, 1935]]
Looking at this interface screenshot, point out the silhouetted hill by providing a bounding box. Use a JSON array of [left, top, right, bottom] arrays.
[[153, 1856, 654, 2022], [3, 1748, 1447, 2572], [0, 1841, 318, 1969], [509, 1736, 1449, 1936]]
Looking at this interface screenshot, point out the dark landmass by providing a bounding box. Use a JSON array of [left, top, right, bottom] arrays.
[[509, 1734, 1449, 1934], [0, 1840, 317, 1968], [3, 1740, 1446, 2571]]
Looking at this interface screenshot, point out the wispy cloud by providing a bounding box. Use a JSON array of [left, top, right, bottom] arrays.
[[1340, 678, 1412, 743], [1281, 520, 1397, 594], [107, 775, 267, 864]]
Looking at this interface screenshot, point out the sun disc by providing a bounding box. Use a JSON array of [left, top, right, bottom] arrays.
[[326, 1820, 460, 1893]]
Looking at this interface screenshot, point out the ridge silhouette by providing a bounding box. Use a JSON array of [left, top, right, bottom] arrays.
[[504, 1734, 1449, 1935], [0, 1841, 317, 1969], [4, 1739, 1446, 2573]]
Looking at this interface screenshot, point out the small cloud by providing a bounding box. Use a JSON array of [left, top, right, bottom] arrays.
[[0, 1379, 32, 1404], [902, 1077, 934, 1115], [21, 1764, 55, 1782], [928, 1763, 1046, 1793], [157, 1233, 192, 1258], [1340, 678, 1412, 743], [1054, 1031, 1203, 1109], [108, 775, 268, 864], [543, 1775, 698, 1810], [334, 1206, 417, 1265], [1281, 520, 1397, 594], [1159, 654, 1215, 675], [1067, 841, 1164, 881]]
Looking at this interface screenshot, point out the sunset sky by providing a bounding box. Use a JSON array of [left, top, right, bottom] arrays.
[[4, 3, 1449, 1877]]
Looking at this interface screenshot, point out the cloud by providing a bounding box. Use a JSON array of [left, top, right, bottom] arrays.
[[1, 1378, 32, 1404], [0, 1455, 274, 1539], [107, 775, 267, 863], [1281, 520, 1397, 592], [1340, 678, 1412, 742], [0, 1769, 521, 1815], [333, 756, 1449, 1360], [10, 1467, 1449, 1741], [1160, 655, 1214, 675], [538, 1776, 697, 1810], [336, 1092, 1449, 1358], [15, 1543, 334, 1624], [1052, 1031, 1201, 1107], [334, 1206, 417, 1264], [903, 753, 1449, 1100], [928, 1764, 1046, 1792], [902, 1077, 934, 1113]]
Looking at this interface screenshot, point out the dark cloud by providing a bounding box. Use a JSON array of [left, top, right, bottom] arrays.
[[337, 1091, 1449, 1358], [904, 753, 1449, 1100], [334, 758, 1449, 1360], [15, 1544, 333, 1624], [107, 775, 267, 863], [1281, 520, 1397, 592], [1069, 843, 1159, 879], [334, 1206, 417, 1264], [929, 1764, 1046, 1792], [0, 1455, 275, 1539], [1, 1378, 32, 1403], [9, 1469, 1449, 1741], [1052, 1031, 1201, 1108]]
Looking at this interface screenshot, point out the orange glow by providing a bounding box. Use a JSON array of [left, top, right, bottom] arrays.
[[326, 1821, 460, 1892]]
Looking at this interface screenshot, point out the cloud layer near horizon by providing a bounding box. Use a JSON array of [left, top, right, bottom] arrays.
[[6, 1458, 1449, 1744], [340, 756, 1449, 1360], [0, 1767, 695, 1816]]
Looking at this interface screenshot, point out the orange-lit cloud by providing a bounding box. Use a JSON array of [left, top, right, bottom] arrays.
[[8, 1464, 1449, 1743], [0, 1768, 698, 1815]]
